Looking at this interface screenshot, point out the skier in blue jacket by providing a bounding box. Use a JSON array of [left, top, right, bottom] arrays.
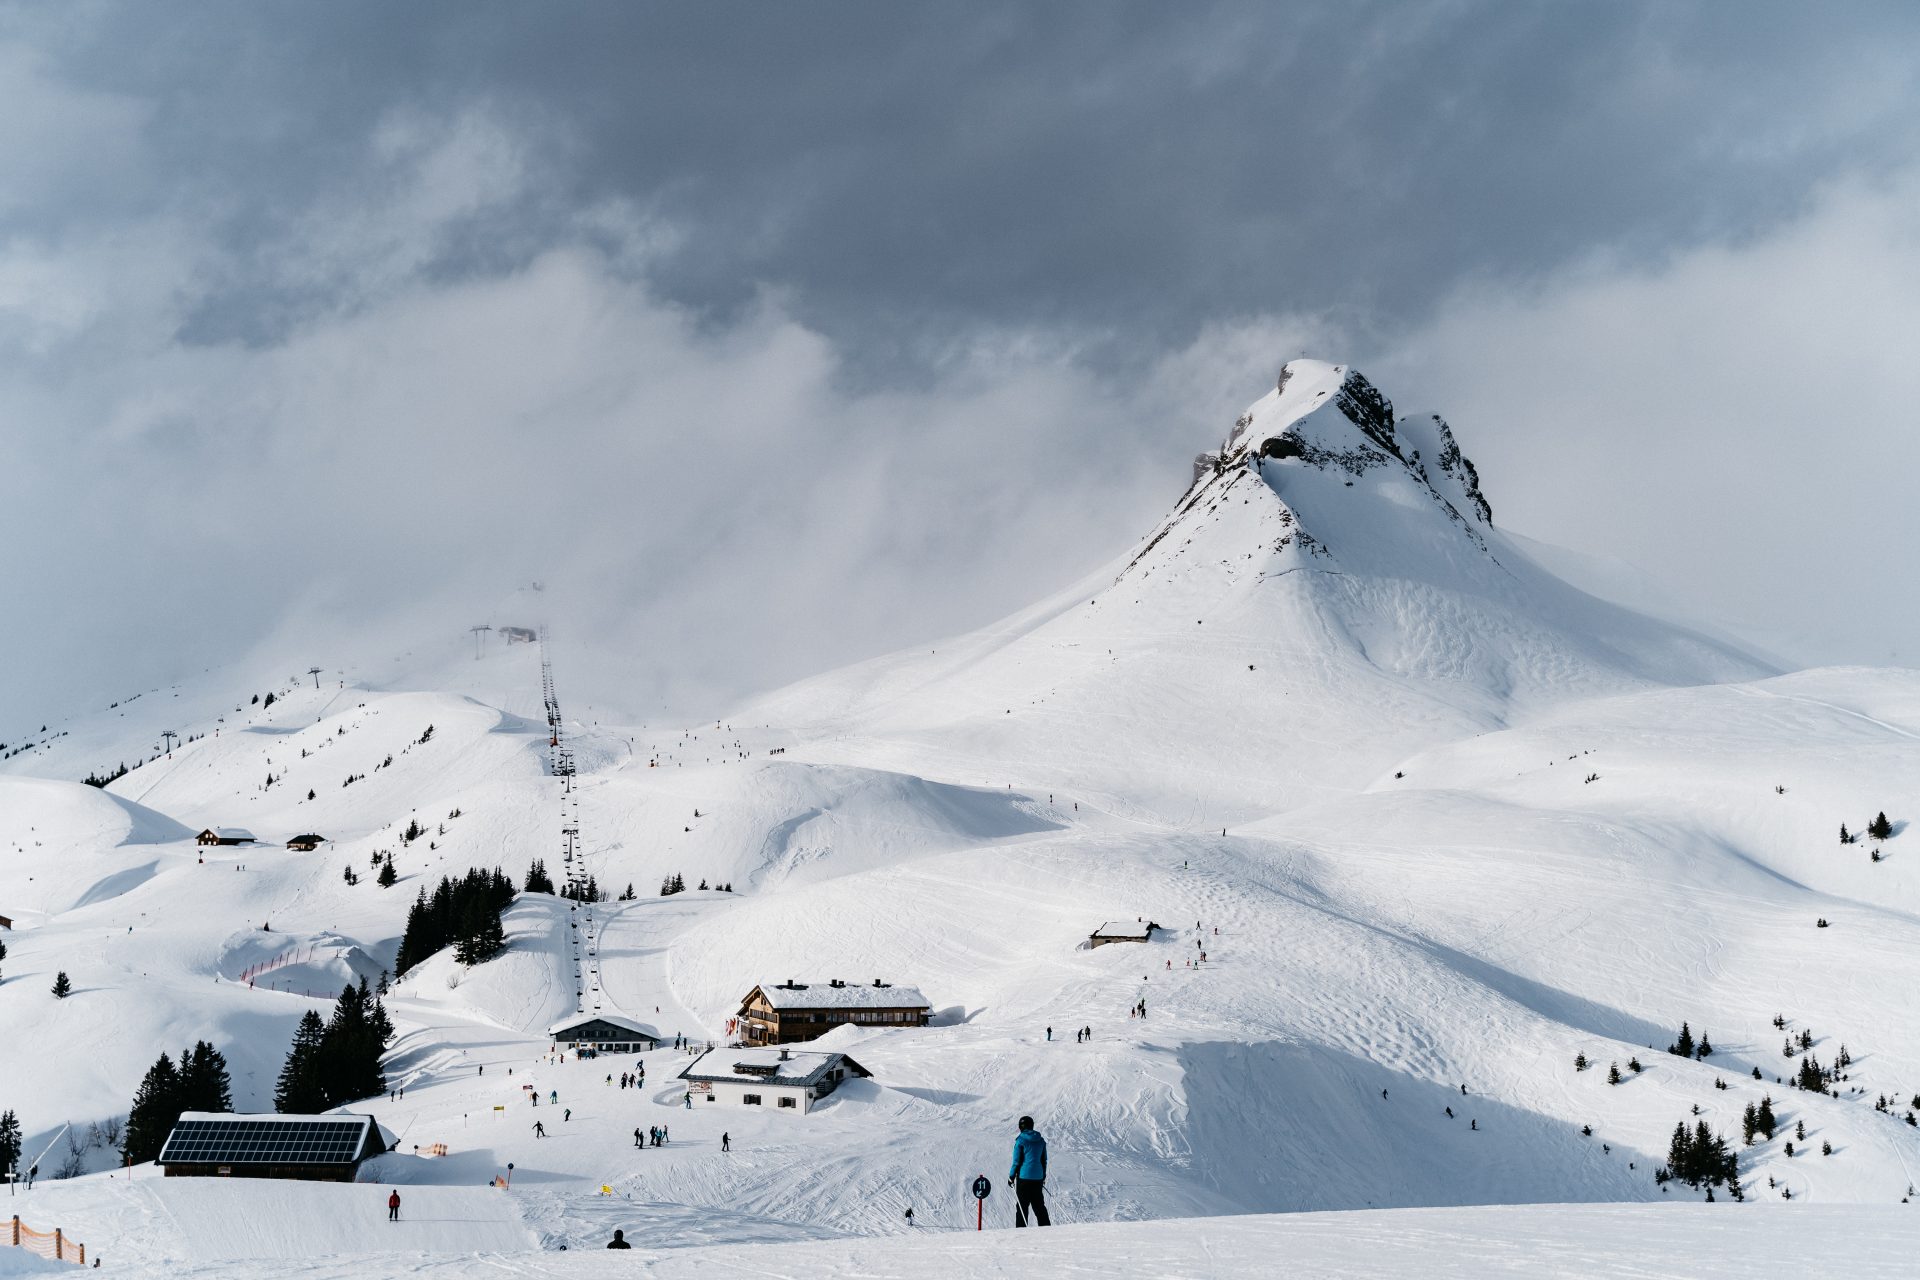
[[1007, 1115, 1051, 1226]]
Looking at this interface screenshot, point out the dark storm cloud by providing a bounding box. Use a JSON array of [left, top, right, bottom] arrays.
[[21, 2, 1920, 363], [3, 2, 1918, 730]]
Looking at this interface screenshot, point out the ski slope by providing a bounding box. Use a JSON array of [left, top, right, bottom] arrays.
[[5, 360, 1918, 1276]]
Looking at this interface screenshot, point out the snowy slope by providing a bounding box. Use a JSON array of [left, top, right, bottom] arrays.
[[5, 358, 1916, 1276], [86, 1204, 1920, 1280]]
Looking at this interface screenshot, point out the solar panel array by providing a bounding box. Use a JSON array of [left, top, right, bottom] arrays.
[[158, 1117, 368, 1166]]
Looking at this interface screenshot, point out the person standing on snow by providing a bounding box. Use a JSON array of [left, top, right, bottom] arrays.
[[387, 1190, 401, 1222], [607, 1229, 631, 1249], [533, 1121, 546, 1138], [1008, 1116, 1051, 1227], [634, 1127, 643, 1148], [721, 1132, 730, 1152]]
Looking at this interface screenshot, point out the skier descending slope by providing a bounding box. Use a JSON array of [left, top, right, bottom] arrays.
[[1008, 1116, 1050, 1226]]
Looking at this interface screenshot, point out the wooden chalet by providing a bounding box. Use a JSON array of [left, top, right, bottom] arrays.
[[1090, 919, 1160, 947], [547, 1013, 658, 1054], [196, 828, 257, 847], [737, 980, 931, 1046], [0, 914, 11, 930], [285, 834, 327, 851]]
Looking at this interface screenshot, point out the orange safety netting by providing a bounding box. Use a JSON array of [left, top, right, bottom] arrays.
[[9, 1215, 87, 1264]]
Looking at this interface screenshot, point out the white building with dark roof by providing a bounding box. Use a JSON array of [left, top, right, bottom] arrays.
[[679, 1047, 870, 1113], [737, 979, 932, 1045]]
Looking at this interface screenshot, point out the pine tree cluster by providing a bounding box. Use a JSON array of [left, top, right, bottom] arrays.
[[1741, 1095, 1778, 1144], [273, 980, 394, 1112], [1666, 1021, 1711, 1059], [82, 762, 130, 788], [123, 1041, 234, 1163], [523, 859, 556, 895], [659, 873, 686, 896], [1869, 811, 1894, 840], [1659, 1119, 1739, 1194], [561, 877, 602, 903], [394, 868, 514, 975]]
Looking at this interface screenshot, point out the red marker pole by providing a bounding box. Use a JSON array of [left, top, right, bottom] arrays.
[[971, 1174, 991, 1230]]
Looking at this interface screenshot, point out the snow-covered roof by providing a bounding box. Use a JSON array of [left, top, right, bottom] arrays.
[[1094, 921, 1156, 939], [678, 1048, 870, 1089], [214, 827, 255, 841], [546, 1012, 656, 1039], [748, 981, 931, 1011]]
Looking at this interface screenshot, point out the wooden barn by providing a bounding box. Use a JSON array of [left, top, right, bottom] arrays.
[[679, 1047, 869, 1114], [1090, 920, 1160, 947], [196, 828, 256, 847], [737, 980, 931, 1046], [157, 1112, 389, 1182]]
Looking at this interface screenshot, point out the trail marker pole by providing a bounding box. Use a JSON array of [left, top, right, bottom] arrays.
[[971, 1174, 991, 1230]]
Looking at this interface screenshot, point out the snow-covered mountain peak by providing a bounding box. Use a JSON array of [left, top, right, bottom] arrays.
[[1206, 358, 1492, 536]]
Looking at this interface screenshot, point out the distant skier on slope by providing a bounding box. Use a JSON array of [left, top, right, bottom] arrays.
[[387, 1190, 401, 1222], [1008, 1116, 1051, 1226], [606, 1229, 630, 1249]]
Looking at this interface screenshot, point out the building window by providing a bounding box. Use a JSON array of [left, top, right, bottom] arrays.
[[778, 1097, 797, 1109], [743, 1094, 762, 1106]]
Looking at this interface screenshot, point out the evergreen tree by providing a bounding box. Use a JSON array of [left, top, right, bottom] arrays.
[[0, 1109, 21, 1177], [1756, 1095, 1777, 1139], [1574, 1052, 1589, 1072], [524, 859, 555, 895], [1669, 1022, 1695, 1057], [123, 1053, 182, 1163], [1870, 811, 1893, 839], [1607, 1062, 1622, 1085], [179, 1041, 233, 1113], [377, 859, 397, 888], [1696, 1033, 1713, 1059], [274, 1010, 329, 1113], [1742, 1102, 1758, 1145], [51, 971, 71, 998], [1840, 823, 1851, 844], [314, 983, 386, 1105]]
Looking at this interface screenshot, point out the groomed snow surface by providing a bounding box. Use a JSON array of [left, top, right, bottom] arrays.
[[6, 363, 1920, 1276]]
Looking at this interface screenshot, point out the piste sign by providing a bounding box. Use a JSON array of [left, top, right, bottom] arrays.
[[971, 1174, 992, 1231]]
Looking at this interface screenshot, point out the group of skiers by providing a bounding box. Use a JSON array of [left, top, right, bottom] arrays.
[[608, 1070, 644, 1089], [633, 1125, 670, 1147]]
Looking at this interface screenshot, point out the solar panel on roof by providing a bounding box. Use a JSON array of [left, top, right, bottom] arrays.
[[158, 1117, 369, 1166]]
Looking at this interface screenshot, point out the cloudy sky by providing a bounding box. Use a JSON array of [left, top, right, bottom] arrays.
[[4, 1, 1918, 728]]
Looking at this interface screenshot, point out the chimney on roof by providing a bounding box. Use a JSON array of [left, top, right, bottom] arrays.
[[874, 978, 884, 987], [778, 1047, 789, 1061]]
